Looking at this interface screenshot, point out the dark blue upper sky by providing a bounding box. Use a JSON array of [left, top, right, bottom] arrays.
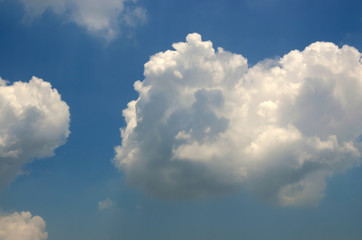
[[0, 0, 362, 239]]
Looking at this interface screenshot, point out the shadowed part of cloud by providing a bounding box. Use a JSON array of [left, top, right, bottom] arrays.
[[114, 33, 362, 206], [0, 76, 70, 190], [0, 211, 48, 240], [17, 0, 147, 40]]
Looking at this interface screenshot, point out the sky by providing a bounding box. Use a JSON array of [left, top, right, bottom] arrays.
[[0, 0, 362, 239]]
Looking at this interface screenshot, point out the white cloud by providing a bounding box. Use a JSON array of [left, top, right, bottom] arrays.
[[0, 211, 48, 240], [98, 198, 115, 210], [18, 0, 147, 40], [0, 76, 70, 190], [114, 33, 362, 206]]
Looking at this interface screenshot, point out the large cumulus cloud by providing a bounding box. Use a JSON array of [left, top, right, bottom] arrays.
[[0, 211, 48, 240], [0, 76, 70, 190], [17, 0, 146, 40], [114, 33, 362, 206]]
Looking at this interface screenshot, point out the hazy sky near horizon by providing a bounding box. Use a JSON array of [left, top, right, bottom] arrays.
[[0, 0, 362, 239]]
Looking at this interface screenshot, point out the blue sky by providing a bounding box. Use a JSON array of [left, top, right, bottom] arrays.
[[0, 0, 362, 239]]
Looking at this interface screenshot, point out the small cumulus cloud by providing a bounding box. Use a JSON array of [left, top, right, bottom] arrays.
[[98, 198, 115, 210], [0, 211, 48, 240], [17, 0, 147, 40], [0, 76, 70, 190], [114, 33, 362, 206]]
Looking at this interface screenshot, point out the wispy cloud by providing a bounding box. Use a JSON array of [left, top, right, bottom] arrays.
[[17, 0, 147, 40], [98, 198, 115, 210], [114, 33, 362, 206]]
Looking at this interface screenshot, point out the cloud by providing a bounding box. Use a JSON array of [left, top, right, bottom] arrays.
[[114, 33, 362, 206], [0, 211, 48, 240], [0, 76, 70, 190], [98, 198, 115, 210], [17, 0, 146, 40]]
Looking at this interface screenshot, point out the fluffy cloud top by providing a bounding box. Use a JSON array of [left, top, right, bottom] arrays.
[[114, 33, 362, 206], [0, 76, 70, 190], [18, 0, 146, 39], [0, 211, 48, 240]]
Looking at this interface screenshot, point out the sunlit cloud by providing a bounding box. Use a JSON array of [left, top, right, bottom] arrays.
[[0, 76, 70, 190], [114, 33, 362, 206], [0, 211, 48, 240]]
